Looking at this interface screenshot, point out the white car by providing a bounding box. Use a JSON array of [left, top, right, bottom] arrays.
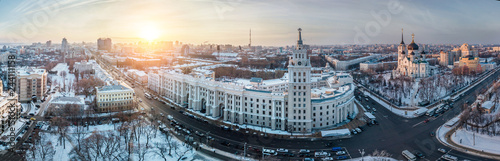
[[438, 148, 446, 153], [336, 151, 346, 155], [167, 115, 173, 120], [299, 149, 311, 153], [276, 148, 288, 153]]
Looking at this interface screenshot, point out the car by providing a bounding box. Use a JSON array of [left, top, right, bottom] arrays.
[[220, 141, 231, 146], [438, 148, 446, 153], [430, 132, 435, 136], [303, 158, 315, 161], [314, 151, 330, 157], [372, 108, 376, 112], [179, 111, 184, 114], [336, 151, 346, 155], [30, 117, 36, 121], [424, 119, 430, 123], [414, 151, 424, 158], [355, 128, 362, 133], [282, 152, 295, 157], [29, 113, 35, 116], [299, 149, 311, 153], [160, 113, 164, 117], [373, 120, 379, 125], [167, 115, 173, 120], [336, 156, 348, 160], [322, 157, 334, 161], [276, 148, 288, 153], [351, 129, 357, 135], [433, 113, 440, 117]]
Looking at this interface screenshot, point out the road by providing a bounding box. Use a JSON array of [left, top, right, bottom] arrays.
[[93, 49, 500, 161]]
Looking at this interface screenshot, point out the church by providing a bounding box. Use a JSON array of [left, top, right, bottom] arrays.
[[393, 29, 432, 78]]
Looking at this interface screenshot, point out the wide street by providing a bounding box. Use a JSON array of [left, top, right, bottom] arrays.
[[128, 68, 499, 161], [94, 49, 500, 161]]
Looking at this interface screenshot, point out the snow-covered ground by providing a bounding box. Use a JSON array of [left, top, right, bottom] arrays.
[[363, 91, 420, 118], [28, 120, 225, 161], [49, 63, 76, 93], [451, 129, 500, 155], [360, 72, 476, 108]]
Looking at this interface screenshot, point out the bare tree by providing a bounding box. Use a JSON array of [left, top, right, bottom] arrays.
[[25, 133, 56, 161]]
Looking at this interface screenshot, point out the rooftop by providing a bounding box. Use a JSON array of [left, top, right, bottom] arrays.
[[97, 84, 133, 92]]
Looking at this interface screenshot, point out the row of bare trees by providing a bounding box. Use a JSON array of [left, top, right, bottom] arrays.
[[68, 119, 192, 161]]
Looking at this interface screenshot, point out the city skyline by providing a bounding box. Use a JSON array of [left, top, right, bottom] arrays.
[[0, 0, 499, 46]]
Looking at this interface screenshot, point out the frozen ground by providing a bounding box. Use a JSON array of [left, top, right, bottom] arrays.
[[363, 91, 419, 118], [29, 120, 220, 161], [49, 63, 76, 93], [451, 129, 500, 155]]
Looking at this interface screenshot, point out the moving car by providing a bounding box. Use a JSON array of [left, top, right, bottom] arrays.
[[335, 151, 346, 155], [438, 148, 446, 153], [276, 148, 288, 153], [336, 156, 348, 160]]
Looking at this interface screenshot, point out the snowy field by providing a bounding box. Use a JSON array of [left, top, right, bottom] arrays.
[[49, 63, 76, 93], [451, 129, 500, 155], [23, 119, 222, 161], [359, 72, 476, 107], [363, 91, 420, 118]]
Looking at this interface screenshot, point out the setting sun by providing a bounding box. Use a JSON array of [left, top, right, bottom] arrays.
[[140, 26, 161, 41]]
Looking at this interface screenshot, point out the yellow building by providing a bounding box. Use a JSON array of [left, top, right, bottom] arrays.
[[95, 84, 135, 112], [16, 67, 48, 102], [457, 55, 481, 72]]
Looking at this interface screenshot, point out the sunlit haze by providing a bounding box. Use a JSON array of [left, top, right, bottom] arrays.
[[0, 0, 499, 45]]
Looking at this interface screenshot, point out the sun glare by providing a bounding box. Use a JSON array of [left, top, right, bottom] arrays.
[[140, 26, 160, 41]]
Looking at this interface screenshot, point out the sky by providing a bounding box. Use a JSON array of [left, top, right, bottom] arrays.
[[0, 0, 499, 46]]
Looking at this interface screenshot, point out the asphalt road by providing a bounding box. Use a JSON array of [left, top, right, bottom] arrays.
[[93, 51, 500, 161], [132, 68, 500, 161]]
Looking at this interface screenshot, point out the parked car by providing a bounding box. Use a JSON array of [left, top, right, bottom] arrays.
[[414, 151, 424, 158], [299, 149, 311, 153], [438, 148, 446, 153], [336, 156, 348, 160], [355, 128, 362, 133], [336, 151, 346, 155], [276, 148, 288, 153]]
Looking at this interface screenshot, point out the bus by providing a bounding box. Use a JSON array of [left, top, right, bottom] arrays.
[[145, 93, 151, 99], [426, 108, 436, 116], [402, 150, 416, 161]]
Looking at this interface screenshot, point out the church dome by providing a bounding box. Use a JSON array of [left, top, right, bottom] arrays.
[[407, 33, 419, 50], [408, 42, 418, 50]]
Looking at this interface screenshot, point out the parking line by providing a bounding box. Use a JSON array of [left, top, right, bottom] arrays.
[[344, 147, 352, 159]]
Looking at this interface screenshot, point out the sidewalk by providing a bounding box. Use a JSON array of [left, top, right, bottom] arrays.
[[436, 116, 500, 160]]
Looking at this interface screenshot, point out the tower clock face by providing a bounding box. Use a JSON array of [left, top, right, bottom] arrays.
[[298, 61, 302, 65]]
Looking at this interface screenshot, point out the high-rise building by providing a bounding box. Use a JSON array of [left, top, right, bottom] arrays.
[[287, 28, 313, 132], [181, 45, 190, 56], [439, 51, 456, 66], [97, 38, 112, 51], [46, 40, 52, 47], [16, 67, 48, 102], [61, 38, 68, 53]]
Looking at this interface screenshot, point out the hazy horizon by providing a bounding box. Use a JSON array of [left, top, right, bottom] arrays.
[[0, 0, 499, 46]]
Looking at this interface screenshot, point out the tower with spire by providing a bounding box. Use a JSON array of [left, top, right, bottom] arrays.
[[287, 28, 312, 133]]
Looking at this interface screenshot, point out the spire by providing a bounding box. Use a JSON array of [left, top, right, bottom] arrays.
[[411, 33, 415, 43], [400, 28, 404, 44], [297, 28, 303, 46]]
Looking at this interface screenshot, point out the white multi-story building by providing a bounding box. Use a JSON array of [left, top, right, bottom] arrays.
[[74, 60, 96, 73], [95, 84, 135, 112], [393, 30, 432, 78], [148, 72, 160, 94], [154, 29, 355, 133]]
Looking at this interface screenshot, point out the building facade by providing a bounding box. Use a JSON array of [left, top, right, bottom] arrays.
[[394, 31, 431, 78], [97, 38, 112, 51], [154, 29, 355, 133], [95, 84, 135, 112], [16, 67, 48, 102]]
